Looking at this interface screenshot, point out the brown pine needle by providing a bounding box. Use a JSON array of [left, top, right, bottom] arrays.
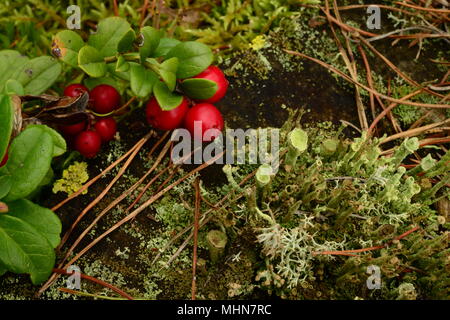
[[51, 133, 152, 212], [283, 49, 450, 110], [37, 151, 225, 297], [52, 268, 133, 300], [313, 226, 420, 256], [57, 131, 153, 250], [191, 178, 201, 300]]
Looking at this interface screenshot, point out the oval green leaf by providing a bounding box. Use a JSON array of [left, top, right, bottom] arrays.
[[153, 38, 181, 58], [130, 64, 158, 98], [52, 30, 85, 67], [17, 56, 61, 95], [4, 79, 24, 95], [0, 50, 29, 93], [180, 78, 218, 100], [0, 95, 14, 162], [7, 199, 61, 248], [159, 57, 179, 91], [166, 41, 213, 79], [26, 124, 66, 157], [78, 45, 107, 78], [88, 17, 132, 57], [139, 26, 162, 61], [153, 81, 183, 111], [0, 213, 56, 284], [3, 126, 54, 201], [0, 175, 12, 200]]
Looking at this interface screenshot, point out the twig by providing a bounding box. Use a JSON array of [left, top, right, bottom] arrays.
[[368, 89, 424, 135], [153, 170, 257, 265], [283, 49, 450, 109], [313, 226, 420, 256], [395, 1, 450, 14], [191, 178, 201, 300], [113, 0, 119, 16], [52, 268, 133, 300], [380, 118, 450, 144], [139, 0, 150, 28], [327, 0, 368, 130], [57, 132, 153, 249], [49, 152, 225, 296], [51, 133, 152, 211]]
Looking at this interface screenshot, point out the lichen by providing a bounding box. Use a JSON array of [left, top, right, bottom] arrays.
[[52, 161, 89, 196]]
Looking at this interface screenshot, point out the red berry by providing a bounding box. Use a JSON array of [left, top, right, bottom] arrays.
[[58, 121, 86, 136], [189, 66, 228, 103], [75, 130, 102, 158], [90, 84, 121, 114], [64, 84, 89, 97], [94, 117, 117, 142], [183, 103, 224, 142], [145, 97, 189, 131], [0, 153, 8, 167]]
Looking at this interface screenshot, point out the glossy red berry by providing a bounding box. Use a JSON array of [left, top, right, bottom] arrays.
[[183, 103, 224, 142], [75, 130, 102, 158], [190, 66, 228, 103], [94, 117, 117, 142], [58, 121, 86, 136], [64, 84, 89, 97], [90, 84, 121, 114], [145, 97, 189, 131]]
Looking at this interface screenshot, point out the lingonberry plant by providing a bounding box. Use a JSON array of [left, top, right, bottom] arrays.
[[0, 95, 63, 284], [52, 17, 223, 111]]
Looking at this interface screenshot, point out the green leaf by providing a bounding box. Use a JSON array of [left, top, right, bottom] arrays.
[[78, 45, 107, 78], [180, 78, 218, 100], [117, 29, 136, 53], [0, 175, 12, 200], [115, 55, 130, 73], [0, 261, 6, 277], [0, 212, 56, 284], [26, 125, 66, 157], [0, 50, 29, 93], [153, 81, 183, 111], [166, 41, 213, 79], [107, 63, 131, 81], [159, 57, 179, 92], [139, 26, 161, 61], [4, 79, 24, 95], [52, 30, 85, 67], [88, 17, 132, 57], [84, 76, 119, 91], [7, 199, 61, 248], [17, 56, 62, 95], [153, 38, 181, 58], [3, 126, 53, 201], [0, 95, 14, 162], [130, 64, 158, 98], [13, 57, 56, 94]]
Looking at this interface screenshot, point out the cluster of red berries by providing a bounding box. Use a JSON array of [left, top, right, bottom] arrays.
[[146, 65, 228, 142], [59, 84, 120, 158], [59, 65, 227, 158]]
